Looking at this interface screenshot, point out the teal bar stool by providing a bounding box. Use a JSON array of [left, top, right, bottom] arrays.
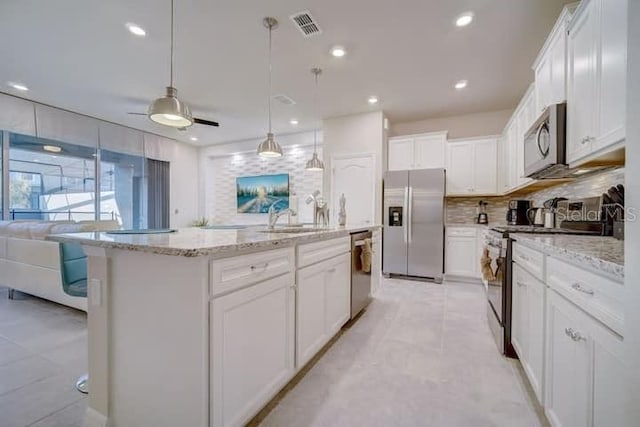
[[59, 242, 89, 394]]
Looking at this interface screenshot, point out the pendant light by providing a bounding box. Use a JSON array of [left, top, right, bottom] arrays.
[[305, 68, 324, 171], [148, 0, 193, 128], [257, 17, 283, 158]]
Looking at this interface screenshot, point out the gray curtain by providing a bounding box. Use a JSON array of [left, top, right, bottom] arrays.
[[147, 159, 170, 229]]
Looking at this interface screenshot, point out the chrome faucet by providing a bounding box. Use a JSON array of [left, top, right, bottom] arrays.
[[268, 206, 296, 230]]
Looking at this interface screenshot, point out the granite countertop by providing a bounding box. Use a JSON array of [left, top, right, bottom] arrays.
[[46, 224, 381, 258], [511, 233, 624, 281], [446, 223, 492, 228]]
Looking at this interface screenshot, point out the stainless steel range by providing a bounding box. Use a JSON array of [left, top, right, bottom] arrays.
[[483, 219, 602, 358]]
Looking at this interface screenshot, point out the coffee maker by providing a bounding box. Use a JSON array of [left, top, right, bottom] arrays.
[[476, 201, 489, 224], [506, 200, 531, 225]]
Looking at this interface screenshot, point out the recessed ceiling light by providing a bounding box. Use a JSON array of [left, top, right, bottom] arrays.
[[455, 12, 474, 27], [455, 80, 468, 90], [189, 136, 198, 142], [290, 119, 299, 125], [368, 96, 379, 105], [125, 22, 147, 37], [330, 46, 346, 57], [8, 82, 29, 91], [43, 145, 62, 153]]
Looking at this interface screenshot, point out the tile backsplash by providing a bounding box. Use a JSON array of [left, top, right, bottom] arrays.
[[446, 167, 625, 224]]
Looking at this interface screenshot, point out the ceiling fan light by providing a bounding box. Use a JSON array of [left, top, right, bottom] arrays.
[[305, 152, 324, 171], [257, 132, 283, 158], [148, 86, 193, 128]]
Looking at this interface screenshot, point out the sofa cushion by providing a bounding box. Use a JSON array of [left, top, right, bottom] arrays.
[[51, 220, 120, 234]]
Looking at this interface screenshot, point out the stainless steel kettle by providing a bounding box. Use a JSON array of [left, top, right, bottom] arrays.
[[527, 207, 545, 226]]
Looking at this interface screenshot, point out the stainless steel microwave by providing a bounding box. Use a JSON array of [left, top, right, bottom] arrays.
[[524, 102, 568, 179]]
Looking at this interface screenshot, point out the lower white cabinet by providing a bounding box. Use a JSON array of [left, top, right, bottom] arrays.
[[297, 252, 351, 368], [545, 289, 628, 427], [445, 227, 482, 279], [512, 263, 546, 404], [210, 273, 296, 427]]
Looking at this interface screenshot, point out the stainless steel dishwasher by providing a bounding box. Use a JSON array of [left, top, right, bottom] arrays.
[[351, 230, 372, 318]]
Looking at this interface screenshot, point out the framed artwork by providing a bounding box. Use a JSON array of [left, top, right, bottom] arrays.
[[236, 173, 290, 213]]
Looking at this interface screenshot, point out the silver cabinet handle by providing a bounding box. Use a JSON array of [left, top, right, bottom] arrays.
[[517, 281, 526, 287], [250, 262, 269, 272], [519, 254, 530, 262], [581, 136, 593, 145], [565, 327, 587, 342], [565, 327, 574, 337], [571, 283, 594, 295]]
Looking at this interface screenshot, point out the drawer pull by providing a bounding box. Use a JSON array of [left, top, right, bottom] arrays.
[[565, 327, 587, 342], [571, 283, 594, 296], [519, 254, 530, 262], [565, 327, 573, 337], [250, 262, 270, 273], [517, 281, 526, 287]]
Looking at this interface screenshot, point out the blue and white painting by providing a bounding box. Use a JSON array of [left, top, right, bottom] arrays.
[[236, 173, 290, 213]]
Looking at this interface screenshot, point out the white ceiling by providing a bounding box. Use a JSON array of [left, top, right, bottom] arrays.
[[0, 0, 570, 146]]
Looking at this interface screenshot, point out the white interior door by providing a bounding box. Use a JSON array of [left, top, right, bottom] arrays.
[[332, 154, 375, 226]]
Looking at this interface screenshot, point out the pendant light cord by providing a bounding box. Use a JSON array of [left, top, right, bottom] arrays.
[[170, 0, 175, 88], [313, 69, 320, 153], [268, 23, 273, 133]]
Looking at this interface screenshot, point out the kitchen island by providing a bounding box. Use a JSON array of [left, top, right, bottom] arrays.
[[48, 225, 380, 427]]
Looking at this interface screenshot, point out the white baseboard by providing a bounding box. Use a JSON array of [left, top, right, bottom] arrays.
[[444, 274, 482, 284], [84, 407, 108, 427]]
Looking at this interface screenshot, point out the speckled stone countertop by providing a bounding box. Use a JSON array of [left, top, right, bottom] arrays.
[[47, 224, 381, 258], [511, 233, 624, 281]]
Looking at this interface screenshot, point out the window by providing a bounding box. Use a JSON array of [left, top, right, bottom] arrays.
[[100, 149, 147, 229], [8, 133, 97, 221]]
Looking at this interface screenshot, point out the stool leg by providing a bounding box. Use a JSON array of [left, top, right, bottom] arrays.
[[76, 373, 88, 394]]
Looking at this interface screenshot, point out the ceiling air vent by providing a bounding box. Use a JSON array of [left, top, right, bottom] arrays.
[[290, 11, 322, 38], [273, 94, 296, 106]]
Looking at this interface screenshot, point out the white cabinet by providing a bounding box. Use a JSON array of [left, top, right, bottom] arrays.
[[516, 86, 536, 187], [512, 263, 546, 404], [371, 229, 382, 295], [533, 5, 575, 112], [0, 93, 35, 135], [296, 252, 351, 368], [545, 290, 592, 427], [211, 273, 295, 427], [567, 0, 627, 164], [388, 131, 447, 171], [446, 137, 498, 196], [445, 227, 478, 278], [501, 120, 518, 192]]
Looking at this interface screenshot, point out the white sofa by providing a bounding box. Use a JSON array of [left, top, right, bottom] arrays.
[[0, 220, 119, 311]]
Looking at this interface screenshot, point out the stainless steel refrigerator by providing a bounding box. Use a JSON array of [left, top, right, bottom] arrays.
[[382, 168, 445, 281]]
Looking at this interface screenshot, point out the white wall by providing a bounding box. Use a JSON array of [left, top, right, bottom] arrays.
[[322, 111, 385, 224], [625, 0, 640, 420], [199, 131, 323, 224], [167, 141, 200, 228], [390, 108, 514, 139]]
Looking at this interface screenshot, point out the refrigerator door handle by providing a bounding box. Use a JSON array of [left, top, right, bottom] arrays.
[[408, 186, 413, 243], [403, 186, 409, 244]]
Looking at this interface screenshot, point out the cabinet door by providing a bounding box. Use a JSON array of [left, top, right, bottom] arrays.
[[211, 274, 295, 427], [446, 143, 474, 195], [324, 253, 351, 336], [0, 94, 35, 135], [445, 236, 476, 277], [516, 94, 535, 187], [512, 264, 528, 361], [388, 138, 414, 171], [414, 134, 445, 169], [472, 138, 498, 194], [545, 291, 591, 427], [567, 1, 598, 163], [297, 262, 328, 368], [594, 0, 627, 150], [535, 55, 552, 112], [549, 25, 568, 105], [526, 271, 546, 403]]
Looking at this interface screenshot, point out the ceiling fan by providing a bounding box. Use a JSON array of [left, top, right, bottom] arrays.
[[127, 0, 219, 131]]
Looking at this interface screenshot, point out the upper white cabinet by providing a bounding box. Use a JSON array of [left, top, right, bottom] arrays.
[[533, 5, 576, 112], [516, 85, 536, 187], [388, 131, 447, 170], [0, 93, 35, 135], [567, 0, 627, 164], [446, 137, 498, 196], [35, 104, 99, 148]]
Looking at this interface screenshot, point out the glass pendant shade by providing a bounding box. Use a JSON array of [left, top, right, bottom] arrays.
[[149, 86, 193, 128], [257, 132, 283, 158], [305, 151, 324, 171]]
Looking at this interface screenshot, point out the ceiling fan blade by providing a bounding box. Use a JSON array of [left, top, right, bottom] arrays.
[[127, 112, 147, 116], [193, 117, 220, 127]]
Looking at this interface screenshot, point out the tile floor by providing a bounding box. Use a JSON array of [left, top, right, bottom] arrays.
[[0, 279, 547, 427]]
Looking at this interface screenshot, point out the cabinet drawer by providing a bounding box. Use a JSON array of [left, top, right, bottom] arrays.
[[446, 227, 477, 238], [297, 236, 350, 268], [210, 247, 295, 297], [513, 242, 545, 281], [546, 256, 623, 336]]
